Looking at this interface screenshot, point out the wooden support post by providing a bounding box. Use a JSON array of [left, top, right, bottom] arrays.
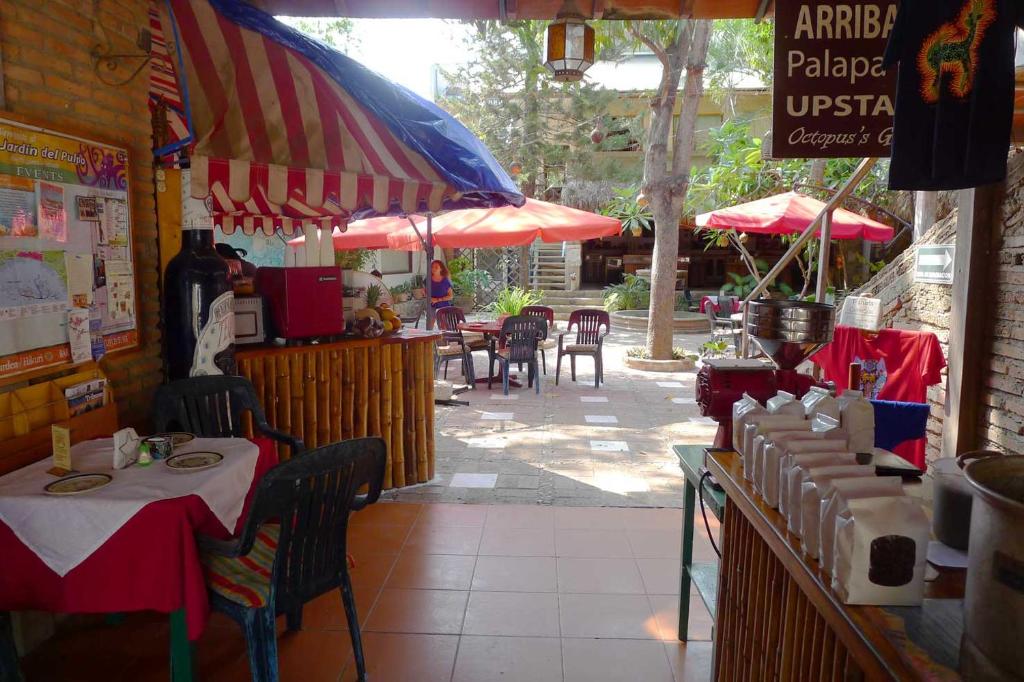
[[942, 183, 1000, 458]]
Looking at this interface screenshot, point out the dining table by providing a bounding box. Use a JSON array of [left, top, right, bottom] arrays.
[[0, 435, 278, 682], [459, 320, 523, 388]]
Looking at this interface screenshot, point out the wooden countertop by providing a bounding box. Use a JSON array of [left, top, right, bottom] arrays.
[[707, 449, 964, 680], [237, 329, 442, 358]]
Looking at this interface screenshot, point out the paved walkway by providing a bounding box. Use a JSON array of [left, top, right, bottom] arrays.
[[386, 326, 720, 508]]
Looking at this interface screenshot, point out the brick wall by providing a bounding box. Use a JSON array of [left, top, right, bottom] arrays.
[[0, 0, 162, 428], [852, 151, 1024, 462]]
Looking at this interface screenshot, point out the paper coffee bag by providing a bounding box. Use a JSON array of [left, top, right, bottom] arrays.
[[762, 435, 848, 509], [832, 495, 928, 605], [732, 394, 766, 456], [799, 465, 875, 558], [743, 416, 808, 483], [819, 476, 904, 574], [783, 453, 858, 532]]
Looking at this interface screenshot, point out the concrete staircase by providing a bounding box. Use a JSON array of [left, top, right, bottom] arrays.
[[529, 242, 568, 290], [535, 289, 607, 321]]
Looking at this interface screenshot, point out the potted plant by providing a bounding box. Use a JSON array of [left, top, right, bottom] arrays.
[[486, 287, 542, 323], [411, 275, 427, 300], [390, 282, 411, 303]]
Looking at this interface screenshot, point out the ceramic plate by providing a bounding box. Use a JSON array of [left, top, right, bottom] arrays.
[[153, 432, 196, 448], [165, 451, 223, 471], [44, 473, 112, 495]]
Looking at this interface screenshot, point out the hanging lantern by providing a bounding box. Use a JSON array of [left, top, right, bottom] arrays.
[[590, 120, 605, 144], [544, 5, 595, 83], [509, 161, 523, 176]]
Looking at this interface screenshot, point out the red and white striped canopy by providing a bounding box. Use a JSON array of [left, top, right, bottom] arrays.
[[156, 0, 506, 235]]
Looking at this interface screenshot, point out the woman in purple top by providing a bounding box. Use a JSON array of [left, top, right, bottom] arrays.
[[430, 259, 454, 310]]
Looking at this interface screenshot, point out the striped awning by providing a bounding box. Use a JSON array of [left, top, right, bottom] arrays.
[[153, 0, 521, 230]]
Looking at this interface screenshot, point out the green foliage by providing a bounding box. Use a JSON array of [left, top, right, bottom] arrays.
[[364, 283, 383, 308], [446, 256, 473, 278], [720, 272, 757, 299], [444, 255, 491, 297], [706, 20, 774, 92], [627, 346, 694, 361], [486, 287, 542, 316], [700, 339, 730, 358], [600, 187, 654, 236], [603, 274, 650, 312], [390, 282, 412, 297], [451, 269, 492, 297], [336, 248, 372, 271], [411, 275, 426, 289], [279, 17, 358, 52], [439, 21, 615, 197]]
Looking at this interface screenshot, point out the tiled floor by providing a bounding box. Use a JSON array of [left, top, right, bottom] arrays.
[[20, 502, 718, 682], [396, 326, 720, 507]]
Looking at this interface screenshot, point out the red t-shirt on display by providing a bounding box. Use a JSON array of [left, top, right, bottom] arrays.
[[812, 325, 946, 466]]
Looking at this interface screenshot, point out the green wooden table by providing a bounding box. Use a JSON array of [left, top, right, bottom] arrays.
[[672, 444, 726, 642]]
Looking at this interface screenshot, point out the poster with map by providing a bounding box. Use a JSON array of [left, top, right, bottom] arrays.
[[0, 117, 138, 378]]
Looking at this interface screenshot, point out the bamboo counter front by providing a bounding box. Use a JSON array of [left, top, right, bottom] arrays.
[[705, 449, 965, 681], [236, 330, 439, 489]]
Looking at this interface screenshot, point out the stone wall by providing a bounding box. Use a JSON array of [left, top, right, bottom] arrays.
[[852, 152, 1024, 461], [0, 0, 162, 427]]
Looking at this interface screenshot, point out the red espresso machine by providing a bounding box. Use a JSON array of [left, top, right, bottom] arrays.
[[255, 266, 346, 339], [696, 300, 835, 450]]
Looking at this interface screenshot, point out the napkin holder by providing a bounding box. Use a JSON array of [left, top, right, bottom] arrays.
[[113, 427, 141, 469]]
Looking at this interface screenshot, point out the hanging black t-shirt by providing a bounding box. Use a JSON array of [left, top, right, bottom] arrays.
[[883, 0, 1024, 190]]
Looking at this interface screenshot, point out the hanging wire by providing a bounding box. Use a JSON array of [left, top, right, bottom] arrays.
[[698, 470, 722, 559]]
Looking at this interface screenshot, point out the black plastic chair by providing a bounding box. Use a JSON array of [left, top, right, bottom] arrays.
[[489, 316, 546, 395], [556, 309, 610, 388], [152, 376, 303, 455], [435, 306, 488, 383], [197, 438, 386, 682], [521, 305, 556, 374]]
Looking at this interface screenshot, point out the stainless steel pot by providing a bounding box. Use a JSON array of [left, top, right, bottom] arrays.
[[961, 454, 1024, 681]]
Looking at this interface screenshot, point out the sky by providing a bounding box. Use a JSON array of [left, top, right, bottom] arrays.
[[280, 18, 474, 101]]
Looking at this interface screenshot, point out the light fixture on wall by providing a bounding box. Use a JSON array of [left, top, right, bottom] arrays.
[[544, 1, 595, 82], [90, 2, 154, 87]]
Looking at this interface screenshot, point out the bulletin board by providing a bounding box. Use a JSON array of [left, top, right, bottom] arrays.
[[0, 116, 139, 381]]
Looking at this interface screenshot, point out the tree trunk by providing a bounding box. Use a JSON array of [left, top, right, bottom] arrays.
[[643, 20, 712, 360], [809, 158, 827, 186]]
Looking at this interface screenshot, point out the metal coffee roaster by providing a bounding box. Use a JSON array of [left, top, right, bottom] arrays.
[[696, 300, 836, 449]]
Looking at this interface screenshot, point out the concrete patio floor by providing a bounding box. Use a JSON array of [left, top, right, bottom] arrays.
[[387, 327, 719, 508]]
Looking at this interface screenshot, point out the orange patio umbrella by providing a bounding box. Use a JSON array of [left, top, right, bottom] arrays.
[[695, 191, 895, 242], [287, 198, 621, 250]]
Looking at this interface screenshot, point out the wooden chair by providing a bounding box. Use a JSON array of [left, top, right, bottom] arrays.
[[521, 305, 557, 374], [556, 309, 610, 389], [197, 438, 386, 682], [489, 316, 546, 395], [152, 376, 303, 454]]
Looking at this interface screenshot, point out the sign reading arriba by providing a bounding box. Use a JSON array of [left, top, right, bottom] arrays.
[[771, 0, 898, 159]]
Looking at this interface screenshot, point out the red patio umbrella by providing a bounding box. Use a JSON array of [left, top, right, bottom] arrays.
[[695, 191, 895, 242], [287, 198, 622, 250]]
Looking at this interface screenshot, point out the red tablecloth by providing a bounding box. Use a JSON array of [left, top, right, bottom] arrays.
[[699, 296, 741, 314], [0, 437, 277, 640]]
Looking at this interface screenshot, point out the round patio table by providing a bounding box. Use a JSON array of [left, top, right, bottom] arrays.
[[458, 320, 522, 388]]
